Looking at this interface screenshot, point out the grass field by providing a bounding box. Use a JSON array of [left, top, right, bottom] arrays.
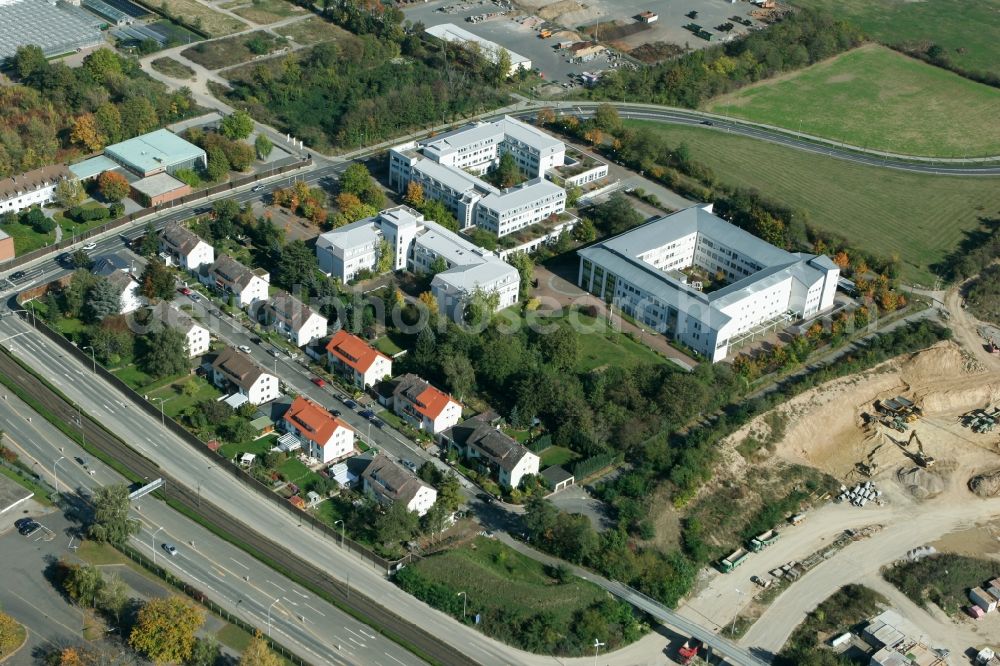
[[275, 16, 356, 46], [156, 0, 248, 37], [706, 45, 1000, 158], [539, 445, 579, 468], [787, 0, 999, 79], [625, 120, 1000, 285], [146, 376, 223, 418], [182, 31, 288, 70], [218, 433, 278, 461], [151, 57, 196, 80], [225, 0, 306, 25], [3, 220, 54, 255], [568, 313, 666, 372]]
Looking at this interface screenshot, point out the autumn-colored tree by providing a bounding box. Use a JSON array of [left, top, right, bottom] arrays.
[[239, 631, 281, 666], [129, 596, 204, 664], [879, 291, 899, 312], [405, 181, 424, 206], [536, 107, 555, 125], [70, 113, 106, 152], [271, 187, 291, 208], [563, 115, 579, 130], [56, 647, 86, 666], [97, 170, 130, 203], [832, 251, 849, 270], [418, 290, 438, 315]]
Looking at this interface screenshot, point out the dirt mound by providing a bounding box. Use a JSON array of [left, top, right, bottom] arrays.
[[896, 466, 947, 499], [969, 469, 1000, 497], [537, 0, 583, 21]]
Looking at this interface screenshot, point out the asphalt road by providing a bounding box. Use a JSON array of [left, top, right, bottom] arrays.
[[0, 387, 422, 666]]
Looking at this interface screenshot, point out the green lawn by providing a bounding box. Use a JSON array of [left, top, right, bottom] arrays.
[[181, 30, 287, 70], [151, 57, 196, 80], [705, 45, 1000, 158], [554, 312, 665, 372], [228, 0, 305, 24], [52, 202, 110, 240], [539, 446, 579, 469], [277, 457, 319, 487], [146, 376, 223, 418], [3, 220, 55, 255], [218, 433, 278, 461], [624, 120, 1000, 285], [373, 335, 404, 356], [0, 465, 53, 505], [787, 0, 999, 79]]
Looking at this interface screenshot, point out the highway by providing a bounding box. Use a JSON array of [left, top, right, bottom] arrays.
[[0, 387, 423, 666]]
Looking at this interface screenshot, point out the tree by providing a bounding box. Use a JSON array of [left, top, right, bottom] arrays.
[[83, 48, 123, 84], [508, 251, 534, 299], [339, 163, 384, 208], [140, 259, 176, 301], [89, 323, 134, 365], [205, 147, 230, 181], [64, 562, 103, 608], [239, 631, 281, 666], [95, 103, 124, 145], [593, 103, 621, 133], [492, 152, 522, 188], [441, 353, 475, 398], [120, 96, 159, 137], [139, 221, 159, 257], [437, 473, 462, 512], [129, 596, 205, 664], [226, 142, 255, 172], [418, 199, 458, 232], [187, 637, 222, 666], [254, 133, 273, 160], [222, 418, 256, 443], [404, 181, 424, 207], [588, 192, 643, 236], [83, 277, 122, 323], [88, 484, 140, 546], [97, 572, 129, 624], [373, 501, 419, 546], [98, 170, 130, 203], [71, 249, 93, 269], [494, 48, 512, 86], [422, 501, 450, 537], [429, 256, 448, 275], [536, 323, 578, 371], [418, 291, 438, 319], [274, 239, 319, 292], [70, 113, 106, 152], [12, 45, 47, 82], [220, 110, 254, 140], [573, 217, 596, 243], [140, 327, 189, 378]]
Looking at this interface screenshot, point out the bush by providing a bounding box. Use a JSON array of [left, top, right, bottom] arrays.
[[67, 205, 110, 223]]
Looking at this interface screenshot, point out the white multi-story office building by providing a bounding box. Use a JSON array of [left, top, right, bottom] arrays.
[[577, 205, 840, 362], [316, 206, 519, 321], [389, 116, 584, 239]]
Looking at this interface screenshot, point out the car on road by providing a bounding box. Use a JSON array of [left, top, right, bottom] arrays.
[[14, 517, 33, 530], [402, 459, 417, 472], [700, 120, 714, 126], [193, 206, 210, 214], [267, 348, 281, 358], [250, 336, 262, 344], [189, 292, 201, 302], [252, 185, 265, 192], [162, 543, 178, 557], [81, 242, 97, 251], [311, 377, 326, 387], [330, 408, 342, 417], [19, 521, 41, 536], [476, 492, 494, 504], [238, 345, 251, 353], [9, 270, 26, 281], [360, 409, 375, 420], [342, 398, 358, 409], [178, 286, 192, 296], [371, 418, 384, 429], [75, 456, 88, 466]]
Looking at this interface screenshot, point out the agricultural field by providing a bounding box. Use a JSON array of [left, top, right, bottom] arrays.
[[786, 0, 1000, 79], [151, 56, 196, 80], [181, 30, 288, 70], [275, 16, 357, 47], [705, 45, 1000, 158], [624, 120, 1000, 285], [154, 0, 248, 37], [222, 0, 307, 25]]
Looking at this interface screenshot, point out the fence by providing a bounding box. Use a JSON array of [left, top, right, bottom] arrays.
[[118, 543, 308, 665], [15, 307, 403, 572], [1, 157, 312, 271], [528, 434, 552, 454], [572, 452, 622, 479]]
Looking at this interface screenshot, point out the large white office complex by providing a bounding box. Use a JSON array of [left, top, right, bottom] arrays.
[[389, 116, 603, 240], [317, 206, 519, 321], [577, 205, 840, 362]]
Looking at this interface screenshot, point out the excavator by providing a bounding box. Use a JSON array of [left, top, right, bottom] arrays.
[[900, 431, 936, 468]]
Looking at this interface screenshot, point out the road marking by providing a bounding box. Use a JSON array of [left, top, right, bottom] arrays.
[[145, 437, 159, 448], [282, 597, 299, 606], [292, 589, 308, 599], [230, 558, 249, 569], [360, 629, 376, 640], [348, 636, 365, 648], [304, 603, 325, 617], [384, 652, 407, 666], [266, 579, 285, 592]]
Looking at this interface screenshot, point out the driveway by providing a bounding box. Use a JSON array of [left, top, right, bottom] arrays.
[[547, 485, 614, 532]]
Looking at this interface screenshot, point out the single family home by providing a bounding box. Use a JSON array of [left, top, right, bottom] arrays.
[[361, 454, 437, 516], [106, 271, 143, 315], [149, 303, 211, 357], [211, 346, 279, 405], [159, 222, 215, 271], [261, 290, 328, 347], [282, 396, 355, 464], [199, 254, 269, 308], [325, 329, 393, 388], [441, 417, 540, 489], [387, 374, 462, 435]]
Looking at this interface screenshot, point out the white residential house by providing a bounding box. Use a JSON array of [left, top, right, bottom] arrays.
[[198, 255, 269, 308], [106, 271, 142, 315], [388, 374, 462, 435], [441, 417, 540, 489], [325, 329, 392, 388], [159, 222, 215, 271], [361, 454, 437, 516], [0, 165, 72, 216], [211, 346, 279, 405], [262, 291, 327, 347], [150, 303, 210, 357], [282, 396, 355, 464]]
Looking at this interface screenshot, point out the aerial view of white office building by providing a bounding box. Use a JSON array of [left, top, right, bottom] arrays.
[[316, 206, 519, 320], [577, 205, 840, 362], [389, 116, 582, 238]]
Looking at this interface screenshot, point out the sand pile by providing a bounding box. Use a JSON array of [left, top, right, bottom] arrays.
[[969, 469, 1000, 497], [896, 466, 946, 499]]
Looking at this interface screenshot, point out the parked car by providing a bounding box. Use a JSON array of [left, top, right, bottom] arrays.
[[330, 409, 342, 417], [342, 398, 358, 409], [178, 286, 192, 296], [476, 493, 494, 504], [267, 348, 280, 358], [81, 242, 97, 251], [252, 185, 265, 192], [371, 418, 384, 429], [250, 336, 262, 344], [189, 292, 201, 302], [238, 345, 251, 353], [19, 521, 40, 536], [9, 270, 26, 281], [75, 456, 87, 466], [14, 517, 33, 530], [360, 409, 375, 420], [402, 460, 417, 472], [162, 543, 178, 557], [311, 377, 326, 387]]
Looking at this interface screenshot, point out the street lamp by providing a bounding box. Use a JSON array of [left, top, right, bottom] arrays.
[[592, 638, 605, 666], [267, 598, 279, 637], [74, 402, 85, 447], [333, 519, 345, 548], [731, 588, 745, 637], [81, 345, 96, 373], [11, 308, 35, 328], [151, 526, 163, 565], [457, 591, 467, 619], [154, 396, 175, 427], [53, 455, 66, 494]]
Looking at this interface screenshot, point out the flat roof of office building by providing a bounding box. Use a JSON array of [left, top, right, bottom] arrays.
[[131, 172, 188, 198], [69, 155, 122, 181], [105, 129, 205, 175]]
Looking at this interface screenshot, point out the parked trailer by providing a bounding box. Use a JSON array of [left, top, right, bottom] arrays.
[[720, 547, 750, 572], [750, 529, 779, 552], [678, 639, 703, 665], [789, 513, 806, 526]]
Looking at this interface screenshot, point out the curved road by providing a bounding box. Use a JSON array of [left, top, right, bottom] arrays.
[[503, 102, 1000, 177]]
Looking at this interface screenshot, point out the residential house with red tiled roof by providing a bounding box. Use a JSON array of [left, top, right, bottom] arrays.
[[389, 374, 462, 435], [282, 396, 355, 464], [325, 330, 393, 388]]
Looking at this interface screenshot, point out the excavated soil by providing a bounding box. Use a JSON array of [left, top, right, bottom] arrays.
[[970, 469, 1000, 497], [897, 466, 947, 500]]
